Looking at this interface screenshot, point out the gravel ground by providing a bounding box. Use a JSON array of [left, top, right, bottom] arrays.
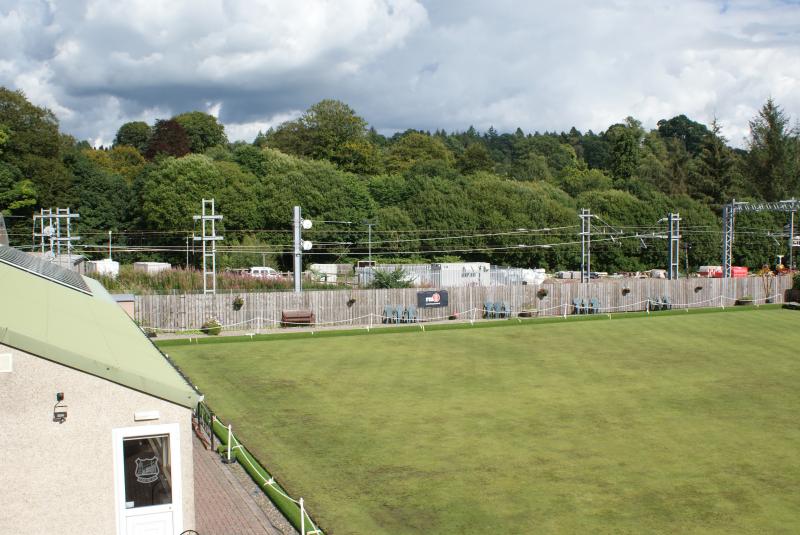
[[227, 459, 299, 535]]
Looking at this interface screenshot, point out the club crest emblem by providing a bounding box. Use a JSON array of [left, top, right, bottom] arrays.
[[135, 457, 160, 483]]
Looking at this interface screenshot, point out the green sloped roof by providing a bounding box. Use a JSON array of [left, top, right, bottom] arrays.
[[0, 257, 200, 408]]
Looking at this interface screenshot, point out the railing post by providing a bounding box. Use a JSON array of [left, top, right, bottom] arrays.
[[210, 414, 216, 451], [222, 423, 235, 463], [300, 497, 305, 535]]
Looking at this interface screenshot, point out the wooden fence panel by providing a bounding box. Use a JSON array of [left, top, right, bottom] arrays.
[[134, 276, 794, 332]]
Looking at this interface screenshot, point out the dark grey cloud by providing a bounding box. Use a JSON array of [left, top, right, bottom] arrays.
[[1, 0, 799, 147]]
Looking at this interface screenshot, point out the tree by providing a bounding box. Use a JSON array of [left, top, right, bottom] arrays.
[[581, 131, 612, 170], [65, 151, 129, 234], [114, 121, 152, 152], [137, 154, 224, 232], [689, 119, 738, 205], [372, 206, 420, 254], [512, 152, 551, 182], [522, 135, 577, 173], [559, 167, 613, 197], [82, 145, 146, 185], [108, 145, 146, 183], [457, 143, 494, 174], [746, 98, 798, 201], [0, 124, 8, 152], [173, 111, 228, 153], [606, 118, 644, 185], [0, 88, 68, 207], [331, 139, 383, 175], [145, 119, 191, 159], [385, 132, 455, 173], [0, 165, 36, 216], [267, 99, 369, 162], [656, 115, 710, 156]]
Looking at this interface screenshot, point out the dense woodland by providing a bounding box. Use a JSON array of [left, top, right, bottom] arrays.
[[1, 87, 799, 274]]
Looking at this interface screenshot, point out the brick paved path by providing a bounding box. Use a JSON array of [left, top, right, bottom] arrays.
[[193, 436, 285, 534]]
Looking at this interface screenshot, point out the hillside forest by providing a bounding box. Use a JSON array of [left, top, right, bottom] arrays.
[[1, 87, 799, 274]]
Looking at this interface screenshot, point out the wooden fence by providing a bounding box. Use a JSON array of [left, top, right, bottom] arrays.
[[135, 276, 795, 332]]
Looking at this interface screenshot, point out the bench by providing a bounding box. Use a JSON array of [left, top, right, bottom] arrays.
[[281, 309, 315, 327]]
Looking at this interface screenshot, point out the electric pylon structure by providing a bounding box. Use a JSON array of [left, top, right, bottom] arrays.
[[579, 208, 592, 282], [193, 199, 223, 294], [722, 198, 799, 277], [293, 206, 313, 293], [667, 212, 681, 279], [32, 207, 80, 259]]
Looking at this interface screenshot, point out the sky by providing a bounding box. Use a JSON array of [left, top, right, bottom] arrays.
[[1, 0, 799, 148]]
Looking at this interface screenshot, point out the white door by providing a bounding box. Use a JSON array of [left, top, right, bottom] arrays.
[[113, 423, 183, 535]]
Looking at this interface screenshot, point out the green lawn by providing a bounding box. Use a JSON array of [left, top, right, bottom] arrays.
[[166, 309, 800, 534]]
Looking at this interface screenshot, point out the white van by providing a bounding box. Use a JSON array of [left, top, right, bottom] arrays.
[[249, 266, 281, 279]]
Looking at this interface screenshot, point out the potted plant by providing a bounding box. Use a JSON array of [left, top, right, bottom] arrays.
[[536, 288, 548, 299], [232, 296, 244, 311], [201, 318, 222, 335]]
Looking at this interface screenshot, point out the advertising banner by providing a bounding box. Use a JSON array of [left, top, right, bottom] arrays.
[[417, 290, 449, 308]]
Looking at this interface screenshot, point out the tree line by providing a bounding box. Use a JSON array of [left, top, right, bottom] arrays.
[[1, 87, 798, 274]]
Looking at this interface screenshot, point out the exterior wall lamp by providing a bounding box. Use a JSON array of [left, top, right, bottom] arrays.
[[53, 392, 67, 423]]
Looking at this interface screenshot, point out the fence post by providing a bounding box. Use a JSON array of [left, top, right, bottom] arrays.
[[222, 424, 234, 463], [300, 497, 305, 535], [210, 414, 215, 451]]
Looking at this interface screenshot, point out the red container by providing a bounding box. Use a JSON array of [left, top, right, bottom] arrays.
[[711, 266, 749, 278], [731, 266, 749, 278]]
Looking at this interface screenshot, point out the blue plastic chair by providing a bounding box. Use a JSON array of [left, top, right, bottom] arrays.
[[662, 296, 671, 310], [502, 301, 511, 318], [590, 297, 600, 314], [572, 298, 581, 314], [493, 301, 504, 319], [395, 305, 404, 324], [484, 301, 494, 319], [383, 305, 394, 324], [404, 305, 417, 323]]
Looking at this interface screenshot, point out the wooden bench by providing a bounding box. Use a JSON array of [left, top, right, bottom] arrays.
[[281, 309, 315, 327]]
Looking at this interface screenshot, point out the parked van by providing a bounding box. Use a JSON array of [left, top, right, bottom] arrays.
[[249, 266, 281, 279]]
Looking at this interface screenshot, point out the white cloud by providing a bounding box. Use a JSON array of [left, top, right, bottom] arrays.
[[0, 0, 799, 147]]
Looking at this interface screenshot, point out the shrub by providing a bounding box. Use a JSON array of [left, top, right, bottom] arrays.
[[794, 272, 800, 290], [201, 318, 222, 335], [369, 268, 412, 289]]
